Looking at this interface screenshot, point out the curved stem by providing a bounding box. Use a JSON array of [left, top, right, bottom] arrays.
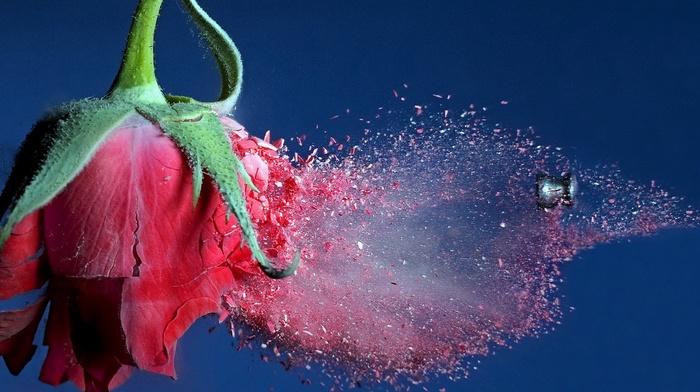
[[179, 0, 243, 114], [107, 0, 167, 104]]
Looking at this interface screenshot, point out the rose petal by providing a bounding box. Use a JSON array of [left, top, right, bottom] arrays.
[[0, 299, 47, 375], [0, 210, 47, 374], [40, 277, 134, 390], [0, 211, 46, 299], [241, 154, 269, 192]]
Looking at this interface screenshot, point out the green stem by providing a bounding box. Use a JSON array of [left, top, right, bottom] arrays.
[[107, 0, 167, 104], [176, 0, 243, 114]]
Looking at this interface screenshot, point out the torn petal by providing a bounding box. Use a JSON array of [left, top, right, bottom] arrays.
[[0, 211, 46, 299], [0, 298, 47, 375]]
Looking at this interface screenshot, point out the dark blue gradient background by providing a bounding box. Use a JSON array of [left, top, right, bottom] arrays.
[[1, 1, 699, 391]]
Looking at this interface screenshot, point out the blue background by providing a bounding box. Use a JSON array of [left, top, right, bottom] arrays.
[[1, 1, 699, 391]]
